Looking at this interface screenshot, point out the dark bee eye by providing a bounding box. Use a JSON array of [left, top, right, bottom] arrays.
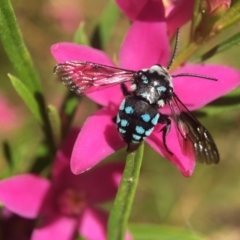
[[168, 87, 173, 96]]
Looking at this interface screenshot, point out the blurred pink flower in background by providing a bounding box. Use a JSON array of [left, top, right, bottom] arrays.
[[51, 1, 240, 177], [0, 128, 130, 240], [0, 93, 22, 135], [43, 0, 83, 33], [115, 0, 194, 37]]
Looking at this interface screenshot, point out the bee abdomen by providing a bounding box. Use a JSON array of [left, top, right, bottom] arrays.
[[115, 96, 160, 145]]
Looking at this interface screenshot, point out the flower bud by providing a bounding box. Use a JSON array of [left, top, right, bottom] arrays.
[[200, 0, 231, 16]]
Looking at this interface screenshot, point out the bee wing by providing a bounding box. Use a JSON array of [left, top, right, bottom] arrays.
[[168, 93, 219, 164], [54, 61, 135, 95]]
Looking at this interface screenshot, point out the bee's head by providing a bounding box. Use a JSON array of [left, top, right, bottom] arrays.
[[132, 65, 173, 106]]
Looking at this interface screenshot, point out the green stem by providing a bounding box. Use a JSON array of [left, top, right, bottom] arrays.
[[107, 143, 144, 240], [59, 91, 80, 139]]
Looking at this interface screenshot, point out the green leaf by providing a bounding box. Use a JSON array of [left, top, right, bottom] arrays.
[[0, 0, 56, 157], [8, 74, 43, 124], [47, 105, 61, 148], [0, 0, 41, 93], [99, 0, 119, 47], [108, 143, 144, 240], [200, 31, 240, 61], [2, 141, 12, 167], [213, 1, 240, 32], [30, 144, 53, 174], [91, 0, 120, 49], [129, 224, 204, 240], [73, 22, 90, 45], [190, 0, 201, 40]]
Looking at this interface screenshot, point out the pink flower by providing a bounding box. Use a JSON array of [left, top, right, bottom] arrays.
[[0, 128, 130, 240], [43, 0, 83, 33], [115, 0, 195, 37], [0, 93, 22, 134], [51, 13, 240, 177]]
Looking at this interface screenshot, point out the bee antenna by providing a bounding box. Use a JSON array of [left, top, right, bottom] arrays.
[[167, 28, 180, 70], [172, 73, 218, 81]]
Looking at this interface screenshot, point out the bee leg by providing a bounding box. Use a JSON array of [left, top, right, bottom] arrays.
[[158, 115, 173, 155], [120, 83, 130, 96], [112, 116, 117, 123]]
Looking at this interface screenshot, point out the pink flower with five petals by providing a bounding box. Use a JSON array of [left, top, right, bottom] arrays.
[[51, 4, 240, 177], [115, 0, 195, 37], [0, 128, 130, 240]]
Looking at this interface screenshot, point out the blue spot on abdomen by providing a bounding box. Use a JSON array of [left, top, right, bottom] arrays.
[[132, 140, 140, 144], [145, 127, 154, 136], [141, 113, 151, 122], [151, 113, 160, 125], [119, 99, 126, 110], [135, 126, 145, 135], [119, 128, 126, 134], [121, 119, 129, 127], [116, 114, 120, 123], [132, 134, 141, 140], [125, 106, 134, 114]]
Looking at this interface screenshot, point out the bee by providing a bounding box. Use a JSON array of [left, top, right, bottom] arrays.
[[54, 31, 219, 164]]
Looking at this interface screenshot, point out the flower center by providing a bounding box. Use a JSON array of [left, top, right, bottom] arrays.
[[58, 188, 86, 216]]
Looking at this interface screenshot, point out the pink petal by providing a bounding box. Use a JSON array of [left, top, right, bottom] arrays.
[[146, 125, 195, 177], [31, 215, 77, 240], [53, 128, 124, 203], [53, 160, 124, 204], [71, 108, 125, 174], [53, 129, 125, 201], [72, 163, 125, 204], [87, 83, 124, 107], [78, 207, 132, 240], [119, 21, 170, 70], [135, 0, 165, 22], [167, 0, 194, 37], [0, 174, 50, 218], [78, 207, 108, 240], [172, 64, 240, 110], [52, 128, 81, 178], [115, 0, 149, 20], [116, 0, 164, 22], [51, 43, 114, 64], [51, 42, 121, 106]]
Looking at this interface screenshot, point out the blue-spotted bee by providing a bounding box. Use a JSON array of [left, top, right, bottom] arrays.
[[54, 31, 219, 164]]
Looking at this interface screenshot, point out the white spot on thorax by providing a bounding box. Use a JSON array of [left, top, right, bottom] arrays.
[[157, 99, 165, 107], [131, 83, 137, 91]]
